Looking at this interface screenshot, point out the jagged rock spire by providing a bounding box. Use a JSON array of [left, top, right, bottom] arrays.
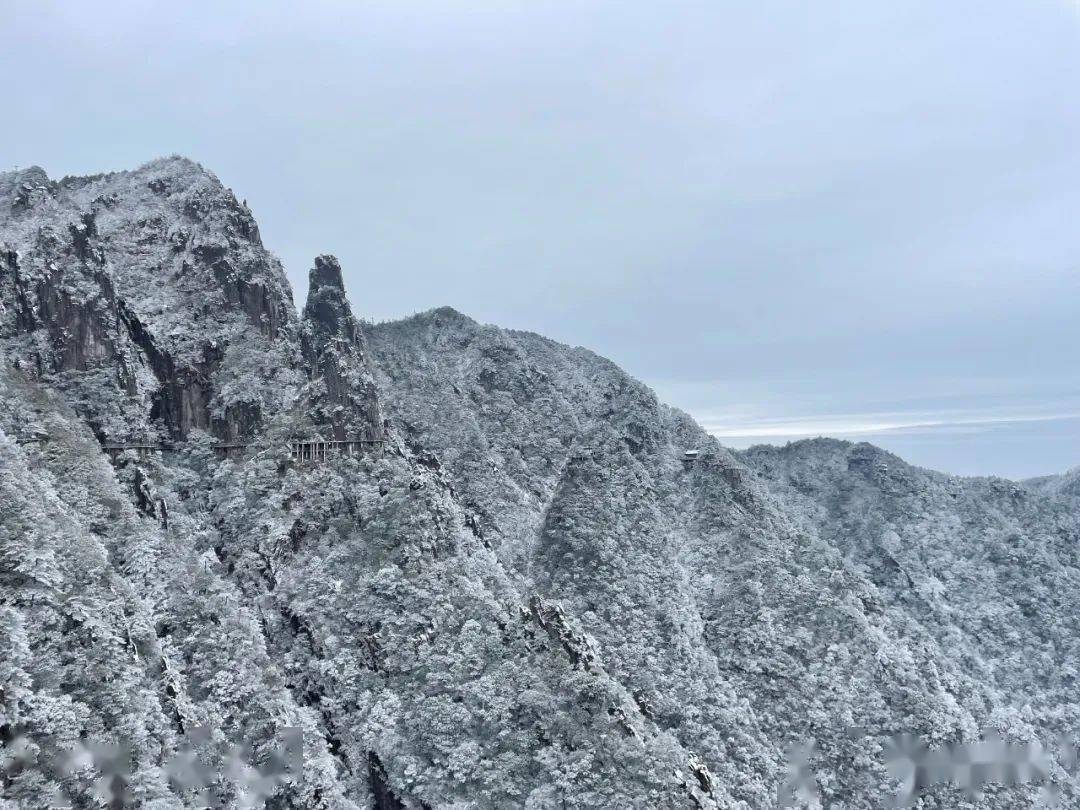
[[300, 255, 383, 441], [309, 253, 345, 290], [302, 255, 358, 346]]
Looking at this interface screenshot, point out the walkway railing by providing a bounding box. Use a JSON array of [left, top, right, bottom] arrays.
[[289, 439, 383, 462], [92, 438, 385, 462]]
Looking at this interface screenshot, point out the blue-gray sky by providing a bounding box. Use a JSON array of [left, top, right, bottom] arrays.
[[4, 0, 1079, 479]]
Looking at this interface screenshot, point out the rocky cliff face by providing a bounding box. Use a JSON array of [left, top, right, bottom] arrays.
[[2, 157, 1079, 808], [0, 157, 300, 443]]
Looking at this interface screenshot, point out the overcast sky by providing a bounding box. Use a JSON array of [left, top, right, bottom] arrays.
[[4, 0, 1079, 478]]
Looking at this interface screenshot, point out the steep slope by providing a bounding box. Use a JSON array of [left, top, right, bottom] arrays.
[[0, 367, 359, 808], [1026, 466, 1080, 502], [367, 310, 1080, 806], [741, 440, 1080, 741], [1, 161, 726, 809]]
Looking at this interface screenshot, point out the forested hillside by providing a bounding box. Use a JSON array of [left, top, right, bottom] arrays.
[[1027, 467, 1080, 502], [1, 157, 1078, 808], [367, 309, 1080, 808]]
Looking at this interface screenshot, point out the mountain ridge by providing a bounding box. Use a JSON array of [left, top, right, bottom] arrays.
[[1, 157, 1078, 808]]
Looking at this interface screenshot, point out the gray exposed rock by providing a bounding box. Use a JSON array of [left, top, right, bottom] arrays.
[[300, 255, 383, 442]]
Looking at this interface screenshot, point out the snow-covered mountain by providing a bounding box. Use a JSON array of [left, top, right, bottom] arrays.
[[1027, 467, 1080, 502], [1, 157, 1078, 808]]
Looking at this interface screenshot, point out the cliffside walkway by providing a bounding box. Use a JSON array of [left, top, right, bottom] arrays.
[[85, 438, 384, 462]]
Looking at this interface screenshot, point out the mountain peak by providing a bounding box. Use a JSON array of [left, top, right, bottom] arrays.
[[416, 305, 478, 329], [130, 154, 211, 181], [303, 254, 360, 348], [0, 165, 48, 183], [309, 254, 345, 292], [299, 254, 383, 440]]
